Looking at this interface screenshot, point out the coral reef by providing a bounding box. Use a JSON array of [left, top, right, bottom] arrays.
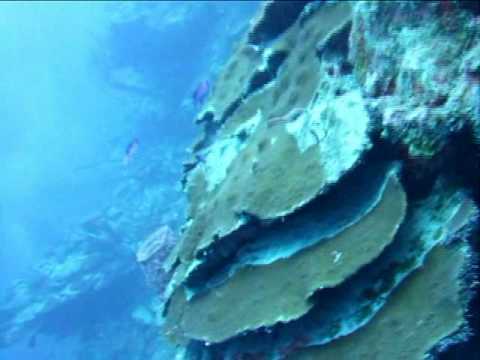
[[3, 2, 478, 359], [165, 167, 406, 344], [350, 1, 480, 158], [163, 1, 480, 359]]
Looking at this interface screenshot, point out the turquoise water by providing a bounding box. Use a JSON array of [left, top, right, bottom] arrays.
[[0, 2, 258, 359]]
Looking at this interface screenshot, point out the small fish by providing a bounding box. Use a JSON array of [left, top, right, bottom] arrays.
[[123, 138, 140, 166], [192, 80, 210, 107]]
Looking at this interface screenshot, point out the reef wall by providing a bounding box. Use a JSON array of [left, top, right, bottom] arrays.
[[163, 1, 480, 359]]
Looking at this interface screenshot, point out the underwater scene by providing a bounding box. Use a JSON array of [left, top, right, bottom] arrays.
[[0, 1, 480, 359]]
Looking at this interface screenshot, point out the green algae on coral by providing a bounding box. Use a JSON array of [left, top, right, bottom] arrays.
[[165, 171, 406, 343]]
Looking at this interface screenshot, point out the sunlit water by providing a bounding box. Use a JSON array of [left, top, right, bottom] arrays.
[[0, 2, 259, 359]]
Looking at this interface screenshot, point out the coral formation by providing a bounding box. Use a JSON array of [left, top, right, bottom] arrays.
[[163, 1, 480, 359], [5, 2, 477, 359], [136, 225, 177, 297], [290, 241, 470, 360], [166, 169, 406, 343], [349, 1, 480, 158]]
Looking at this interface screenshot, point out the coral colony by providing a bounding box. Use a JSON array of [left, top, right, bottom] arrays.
[[161, 2, 480, 359]]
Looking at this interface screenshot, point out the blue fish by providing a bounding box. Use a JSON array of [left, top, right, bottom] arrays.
[[123, 138, 140, 166], [192, 80, 210, 107]]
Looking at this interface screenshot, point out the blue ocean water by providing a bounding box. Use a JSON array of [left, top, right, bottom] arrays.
[[0, 2, 259, 359]]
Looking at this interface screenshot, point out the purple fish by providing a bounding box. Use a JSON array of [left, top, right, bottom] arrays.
[[192, 80, 210, 107], [123, 138, 139, 166]]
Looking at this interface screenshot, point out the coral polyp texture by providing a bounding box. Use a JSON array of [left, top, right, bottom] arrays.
[[163, 1, 480, 359]]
